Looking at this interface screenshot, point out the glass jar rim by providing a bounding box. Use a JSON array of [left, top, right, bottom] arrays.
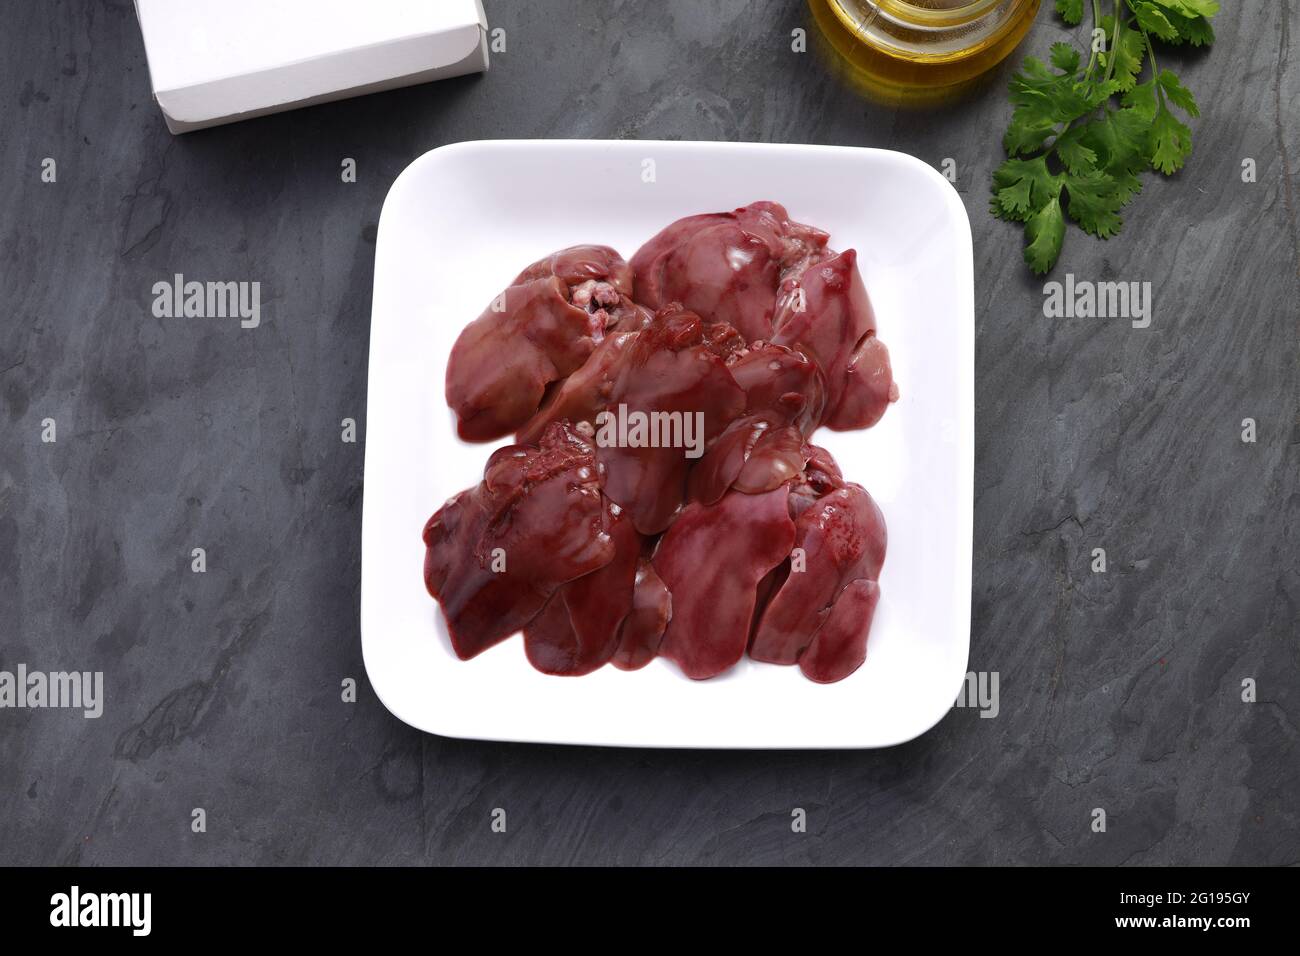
[[843, 0, 1024, 29]]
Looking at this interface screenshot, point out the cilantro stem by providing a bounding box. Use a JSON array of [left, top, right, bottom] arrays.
[[1101, 0, 1123, 86], [1051, 0, 1117, 150], [1123, 0, 1163, 95], [1084, 0, 1104, 76]]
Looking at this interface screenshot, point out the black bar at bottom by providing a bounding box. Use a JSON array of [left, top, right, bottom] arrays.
[[0, 865, 1288, 941]]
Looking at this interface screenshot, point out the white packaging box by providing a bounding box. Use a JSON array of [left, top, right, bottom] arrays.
[[134, 0, 489, 134]]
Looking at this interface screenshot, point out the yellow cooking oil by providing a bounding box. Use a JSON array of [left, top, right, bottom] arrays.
[[811, 0, 1042, 104]]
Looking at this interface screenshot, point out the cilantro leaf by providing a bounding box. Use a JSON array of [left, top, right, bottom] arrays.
[[1050, 42, 1081, 74], [1148, 0, 1220, 17], [991, 156, 1062, 222], [1089, 78, 1126, 105], [1131, 1, 1181, 41], [1150, 104, 1193, 173], [1122, 79, 1160, 122], [1008, 57, 1094, 124], [1167, 12, 1215, 45], [1156, 68, 1200, 116], [1054, 127, 1100, 175], [1064, 170, 1126, 238], [1103, 24, 1146, 91], [1076, 106, 1153, 195], [1055, 0, 1085, 25], [1004, 110, 1059, 156], [1024, 197, 1067, 274]]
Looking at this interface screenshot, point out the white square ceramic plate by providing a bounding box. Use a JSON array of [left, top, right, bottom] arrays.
[[362, 140, 973, 749]]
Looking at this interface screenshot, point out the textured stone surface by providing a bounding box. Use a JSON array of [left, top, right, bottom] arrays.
[[1, 0, 1296, 866]]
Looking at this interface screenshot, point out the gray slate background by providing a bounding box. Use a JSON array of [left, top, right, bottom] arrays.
[[1, 0, 1297, 866]]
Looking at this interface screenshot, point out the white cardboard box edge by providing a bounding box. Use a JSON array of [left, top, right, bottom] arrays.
[[133, 0, 490, 134]]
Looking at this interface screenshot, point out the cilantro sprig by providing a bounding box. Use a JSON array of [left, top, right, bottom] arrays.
[[991, 0, 1219, 274]]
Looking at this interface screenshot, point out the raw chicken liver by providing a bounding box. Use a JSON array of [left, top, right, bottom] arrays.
[[653, 485, 796, 680], [422, 422, 615, 659], [523, 501, 642, 676], [771, 248, 898, 431], [610, 557, 672, 671], [593, 305, 746, 535], [446, 245, 648, 442], [750, 450, 888, 683], [424, 202, 896, 683], [630, 201, 828, 342]]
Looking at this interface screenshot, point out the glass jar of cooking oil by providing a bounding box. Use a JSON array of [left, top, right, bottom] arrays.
[[812, 0, 1042, 100]]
